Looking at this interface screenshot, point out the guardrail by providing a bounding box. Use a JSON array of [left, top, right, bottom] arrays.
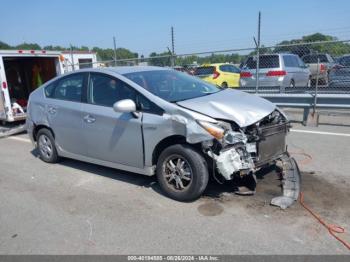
[[254, 93, 350, 124]]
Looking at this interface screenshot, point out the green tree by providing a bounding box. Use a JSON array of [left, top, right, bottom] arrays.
[[0, 41, 12, 49], [15, 42, 41, 50], [149, 51, 172, 67]]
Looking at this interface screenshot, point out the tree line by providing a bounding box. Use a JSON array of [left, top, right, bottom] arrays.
[[1, 33, 350, 67]]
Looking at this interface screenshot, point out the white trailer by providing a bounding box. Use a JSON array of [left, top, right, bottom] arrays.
[[61, 51, 97, 72], [0, 50, 64, 122]]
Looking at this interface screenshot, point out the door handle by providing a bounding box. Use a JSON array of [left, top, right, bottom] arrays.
[[48, 106, 57, 114], [83, 114, 96, 123]]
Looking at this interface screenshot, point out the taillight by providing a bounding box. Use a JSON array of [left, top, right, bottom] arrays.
[[320, 64, 326, 73], [266, 70, 287, 77], [2, 82, 7, 89], [213, 70, 220, 79], [240, 71, 252, 78]]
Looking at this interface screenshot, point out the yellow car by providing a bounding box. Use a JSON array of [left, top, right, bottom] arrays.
[[194, 63, 240, 88]]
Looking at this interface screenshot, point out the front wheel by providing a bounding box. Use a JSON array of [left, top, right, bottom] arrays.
[[156, 144, 209, 202]]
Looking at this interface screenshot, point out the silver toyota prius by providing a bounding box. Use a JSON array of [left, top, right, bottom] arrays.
[[26, 66, 300, 208]]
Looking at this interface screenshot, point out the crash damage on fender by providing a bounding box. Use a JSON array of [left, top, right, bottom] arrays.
[[176, 89, 301, 209]]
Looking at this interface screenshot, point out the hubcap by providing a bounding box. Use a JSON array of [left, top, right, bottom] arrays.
[[163, 155, 192, 191], [38, 135, 53, 159]]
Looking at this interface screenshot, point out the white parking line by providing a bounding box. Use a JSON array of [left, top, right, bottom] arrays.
[[6, 136, 31, 143], [291, 129, 350, 137]]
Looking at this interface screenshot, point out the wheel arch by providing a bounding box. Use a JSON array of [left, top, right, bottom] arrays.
[[152, 135, 202, 165], [33, 124, 55, 141]]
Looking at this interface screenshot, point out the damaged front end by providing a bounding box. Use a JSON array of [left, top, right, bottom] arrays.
[[201, 109, 301, 209]]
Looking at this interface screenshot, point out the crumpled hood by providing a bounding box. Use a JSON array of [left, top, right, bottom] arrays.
[[176, 89, 276, 127]]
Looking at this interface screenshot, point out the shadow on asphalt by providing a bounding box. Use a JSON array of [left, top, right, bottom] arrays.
[[31, 147, 282, 202], [30, 147, 350, 221]]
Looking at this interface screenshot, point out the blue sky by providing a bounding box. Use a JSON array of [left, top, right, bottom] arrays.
[[1, 0, 349, 56]]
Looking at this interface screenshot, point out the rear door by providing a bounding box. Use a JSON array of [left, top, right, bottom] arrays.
[[45, 72, 88, 156], [81, 72, 144, 168], [295, 56, 310, 86]]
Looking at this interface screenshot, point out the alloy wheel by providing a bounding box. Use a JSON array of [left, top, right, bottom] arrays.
[[163, 155, 193, 191]]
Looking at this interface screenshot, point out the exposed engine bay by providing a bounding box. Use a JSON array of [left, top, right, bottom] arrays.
[[201, 109, 300, 209]]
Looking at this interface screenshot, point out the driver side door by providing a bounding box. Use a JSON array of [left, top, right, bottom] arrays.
[[81, 72, 144, 168]]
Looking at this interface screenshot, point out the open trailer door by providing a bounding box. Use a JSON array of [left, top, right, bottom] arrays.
[[0, 50, 63, 122], [0, 88, 5, 120], [0, 73, 6, 120]]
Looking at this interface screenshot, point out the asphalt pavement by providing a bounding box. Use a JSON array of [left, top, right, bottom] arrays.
[[0, 122, 349, 254]]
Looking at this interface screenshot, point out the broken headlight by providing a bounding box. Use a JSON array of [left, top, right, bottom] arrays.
[[197, 120, 225, 140]]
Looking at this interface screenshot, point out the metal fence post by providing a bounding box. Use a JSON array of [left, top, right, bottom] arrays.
[[70, 44, 75, 71], [255, 12, 261, 94], [313, 58, 320, 114]]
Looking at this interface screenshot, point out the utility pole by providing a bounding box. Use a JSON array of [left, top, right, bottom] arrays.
[[171, 26, 175, 67], [70, 44, 75, 71], [255, 11, 261, 93], [113, 36, 117, 66]]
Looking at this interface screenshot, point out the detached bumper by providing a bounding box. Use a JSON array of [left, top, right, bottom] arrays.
[[271, 153, 301, 209]]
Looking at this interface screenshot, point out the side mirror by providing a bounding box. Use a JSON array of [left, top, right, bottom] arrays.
[[113, 99, 136, 113]]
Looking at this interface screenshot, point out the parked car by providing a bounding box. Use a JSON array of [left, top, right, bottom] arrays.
[[194, 63, 240, 88], [302, 53, 334, 85], [26, 66, 299, 207], [329, 55, 350, 88], [240, 54, 311, 89]]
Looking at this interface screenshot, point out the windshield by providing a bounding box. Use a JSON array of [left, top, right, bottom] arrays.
[[123, 69, 221, 102]]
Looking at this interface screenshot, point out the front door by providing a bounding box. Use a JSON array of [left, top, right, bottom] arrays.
[[81, 72, 144, 168]]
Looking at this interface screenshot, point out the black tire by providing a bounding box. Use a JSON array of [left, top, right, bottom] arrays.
[[290, 79, 295, 88], [36, 128, 59, 163], [156, 144, 209, 202], [221, 82, 228, 88]]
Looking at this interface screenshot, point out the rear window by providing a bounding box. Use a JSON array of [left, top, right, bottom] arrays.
[[244, 55, 280, 69], [302, 54, 331, 63], [194, 66, 215, 75]]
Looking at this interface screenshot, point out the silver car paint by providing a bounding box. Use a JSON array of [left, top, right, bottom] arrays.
[[177, 88, 276, 127], [240, 54, 310, 88], [27, 67, 277, 176]]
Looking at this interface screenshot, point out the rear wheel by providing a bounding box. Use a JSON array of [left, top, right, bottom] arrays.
[[36, 128, 59, 163], [156, 144, 209, 202], [221, 82, 228, 88], [290, 79, 295, 88]]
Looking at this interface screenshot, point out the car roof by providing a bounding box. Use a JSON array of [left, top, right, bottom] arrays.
[[71, 66, 170, 76], [105, 66, 169, 74], [200, 63, 231, 67]]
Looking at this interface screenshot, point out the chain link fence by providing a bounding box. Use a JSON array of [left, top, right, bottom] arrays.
[[73, 39, 350, 96]]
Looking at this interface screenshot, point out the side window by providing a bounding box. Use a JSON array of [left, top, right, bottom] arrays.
[[219, 65, 228, 72], [136, 94, 164, 115], [88, 73, 136, 107], [45, 82, 56, 98], [228, 65, 240, 73], [52, 74, 84, 102], [297, 57, 306, 68], [283, 56, 294, 67], [292, 56, 301, 67]]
